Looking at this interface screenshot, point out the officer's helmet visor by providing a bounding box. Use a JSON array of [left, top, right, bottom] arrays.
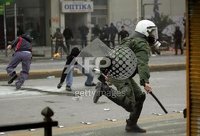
[[147, 26, 158, 40]]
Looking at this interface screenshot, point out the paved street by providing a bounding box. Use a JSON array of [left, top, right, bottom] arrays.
[[0, 70, 186, 135], [54, 116, 185, 136], [0, 0, 189, 135], [0, 53, 185, 72], [0, 50, 186, 135], [0, 52, 186, 81]]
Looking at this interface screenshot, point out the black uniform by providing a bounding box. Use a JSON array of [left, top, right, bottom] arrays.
[[118, 30, 129, 43], [63, 27, 73, 54]]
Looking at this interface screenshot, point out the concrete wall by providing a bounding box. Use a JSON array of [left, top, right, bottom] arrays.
[[143, 0, 185, 17], [108, 0, 137, 34], [105, 0, 185, 35], [108, 0, 136, 22], [50, 0, 61, 34]]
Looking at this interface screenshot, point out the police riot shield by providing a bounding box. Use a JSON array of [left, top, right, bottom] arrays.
[[65, 38, 137, 80]]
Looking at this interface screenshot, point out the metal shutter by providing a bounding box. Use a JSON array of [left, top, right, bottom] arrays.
[[187, 0, 200, 135]]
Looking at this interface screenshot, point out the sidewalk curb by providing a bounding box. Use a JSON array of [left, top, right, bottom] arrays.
[[0, 63, 185, 81], [4, 112, 185, 136], [150, 63, 185, 72]]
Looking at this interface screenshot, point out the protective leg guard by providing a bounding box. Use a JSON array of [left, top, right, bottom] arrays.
[[129, 92, 146, 119], [93, 82, 135, 112], [107, 90, 135, 112], [126, 92, 146, 132]]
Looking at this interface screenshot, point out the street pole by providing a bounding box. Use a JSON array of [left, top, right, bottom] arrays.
[[136, 0, 140, 21], [3, 4, 7, 57], [14, 1, 17, 39], [141, 0, 144, 19]]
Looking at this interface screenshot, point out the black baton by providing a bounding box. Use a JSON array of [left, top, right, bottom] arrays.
[[149, 92, 168, 114]]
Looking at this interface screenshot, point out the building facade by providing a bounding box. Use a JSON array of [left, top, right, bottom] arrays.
[[0, 0, 185, 48]]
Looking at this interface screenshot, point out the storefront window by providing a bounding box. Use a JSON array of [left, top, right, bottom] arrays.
[[93, 0, 107, 6], [16, 0, 45, 46], [91, 0, 108, 27], [10, 0, 45, 46], [92, 9, 107, 15]]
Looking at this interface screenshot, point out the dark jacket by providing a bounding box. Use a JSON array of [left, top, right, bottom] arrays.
[[174, 29, 182, 44], [52, 31, 64, 45], [116, 32, 151, 86], [11, 34, 32, 52], [109, 24, 118, 39], [110, 26, 118, 36], [118, 30, 129, 41], [63, 28, 73, 40], [65, 47, 80, 65], [100, 25, 110, 41], [59, 47, 80, 83], [79, 25, 89, 38], [92, 25, 101, 37]]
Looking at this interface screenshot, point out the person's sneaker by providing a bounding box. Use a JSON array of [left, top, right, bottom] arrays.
[[93, 82, 103, 103], [125, 120, 146, 133], [15, 81, 22, 90], [57, 83, 63, 89], [8, 74, 18, 84], [66, 86, 72, 91], [85, 83, 96, 87]]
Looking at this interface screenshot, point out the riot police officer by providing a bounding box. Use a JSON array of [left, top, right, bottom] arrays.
[[93, 20, 160, 133]]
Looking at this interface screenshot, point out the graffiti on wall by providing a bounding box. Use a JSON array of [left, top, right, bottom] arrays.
[[162, 16, 185, 40], [113, 16, 185, 40], [51, 16, 59, 23], [114, 18, 138, 35], [51, 16, 60, 33]]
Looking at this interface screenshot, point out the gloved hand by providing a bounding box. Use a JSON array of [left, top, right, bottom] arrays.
[[144, 83, 152, 94], [57, 83, 63, 89]]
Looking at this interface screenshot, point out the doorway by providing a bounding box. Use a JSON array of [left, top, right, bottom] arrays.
[[65, 13, 87, 42]]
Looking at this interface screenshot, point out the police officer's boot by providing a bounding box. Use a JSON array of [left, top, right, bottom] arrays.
[[125, 92, 146, 133], [125, 119, 146, 133], [93, 82, 135, 112]]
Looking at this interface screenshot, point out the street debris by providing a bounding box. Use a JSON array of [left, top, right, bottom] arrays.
[[29, 129, 36, 131], [72, 96, 82, 101], [104, 108, 110, 111], [80, 122, 92, 125], [173, 110, 183, 113], [47, 76, 55, 79], [152, 113, 163, 116], [105, 118, 117, 122], [58, 125, 64, 128]]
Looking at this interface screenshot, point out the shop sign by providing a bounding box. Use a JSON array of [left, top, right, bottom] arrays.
[[62, 1, 93, 13]]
